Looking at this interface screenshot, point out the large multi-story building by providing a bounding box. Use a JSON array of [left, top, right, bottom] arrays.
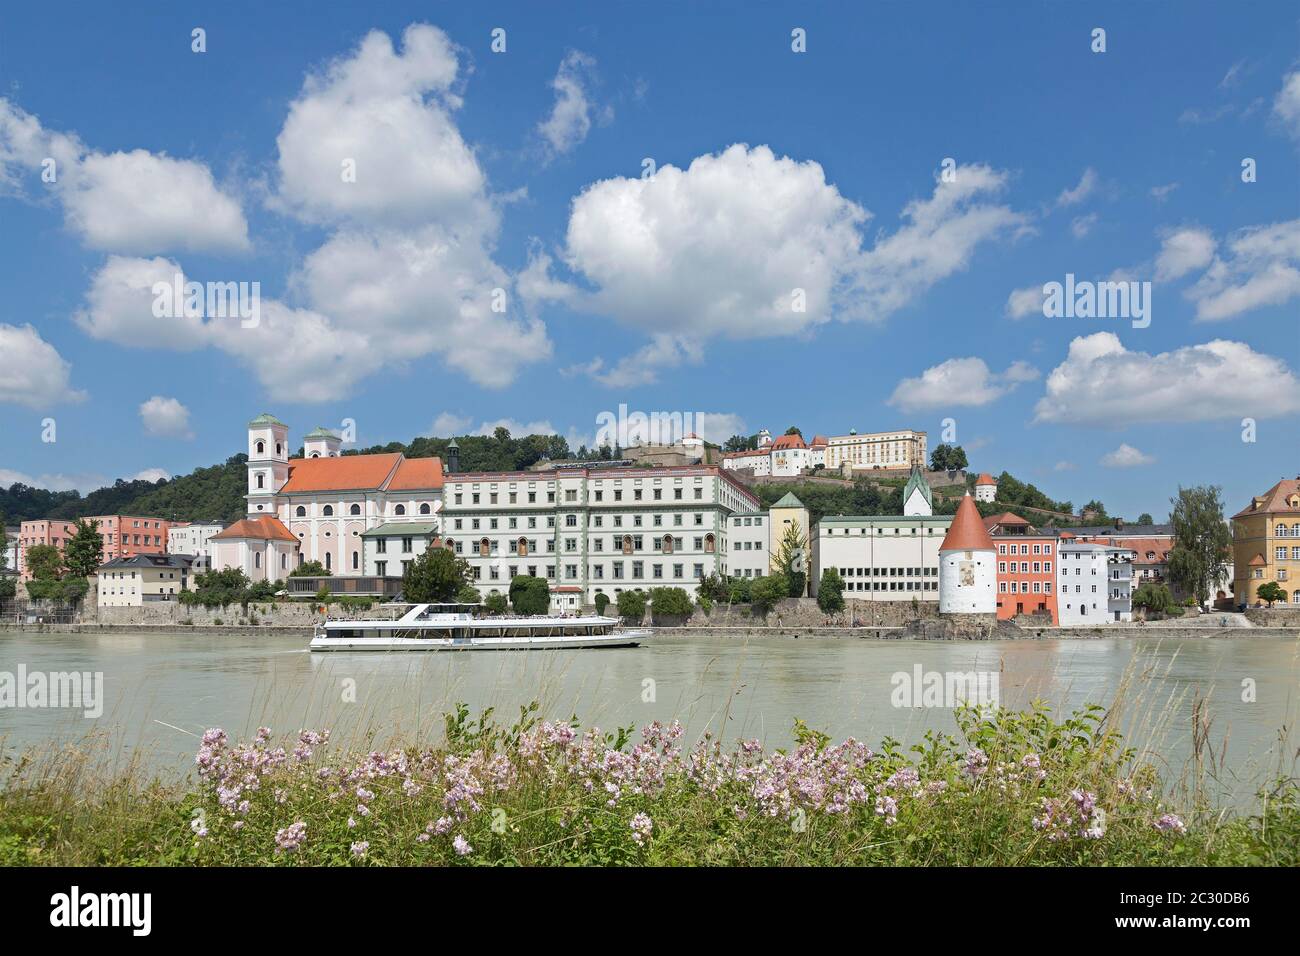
[[984, 512, 1060, 623], [440, 464, 760, 610], [720, 432, 827, 477], [726, 492, 811, 582], [18, 514, 173, 580], [1232, 478, 1300, 607], [209, 414, 445, 581], [1057, 538, 1132, 625], [823, 428, 927, 473], [167, 521, 225, 571], [810, 470, 950, 601]]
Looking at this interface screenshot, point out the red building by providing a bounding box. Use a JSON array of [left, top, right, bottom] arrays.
[[984, 512, 1060, 624], [19, 514, 174, 580]]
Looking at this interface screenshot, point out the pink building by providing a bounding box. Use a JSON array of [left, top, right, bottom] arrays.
[[18, 514, 174, 580]]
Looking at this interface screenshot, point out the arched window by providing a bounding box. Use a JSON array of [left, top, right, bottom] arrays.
[[323, 505, 334, 517], [518, 537, 529, 557], [276, 443, 282, 456], [479, 538, 490, 557], [350, 504, 361, 516], [281, 553, 287, 570], [622, 535, 634, 555], [297, 553, 304, 566], [662, 534, 674, 554], [255, 440, 264, 454], [256, 474, 264, 489], [704, 533, 716, 554], [295, 505, 306, 517], [395, 504, 406, 516], [352, 551, 359, 570], [324, 552, 332, 571], [419, 503, 431, 515], [254, 552, 261, 568]]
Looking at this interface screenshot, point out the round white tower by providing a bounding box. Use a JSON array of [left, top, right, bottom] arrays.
[[939, 493, 997, 614], [246, 413, 289, 516]]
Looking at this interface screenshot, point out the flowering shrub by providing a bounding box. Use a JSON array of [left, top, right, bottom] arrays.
[[2, 702, 1297, 866]]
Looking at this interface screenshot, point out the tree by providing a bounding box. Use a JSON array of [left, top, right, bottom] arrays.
[[290, 560, 327, 577], [929, 444, 968, 471], [616, 589, 647, 621], [1081, 500, 1108, 519], [508, 575, 550, 615], [1137, 513, 1154, 525], [455, 584, 482, 605], [64, 519, 104, 578], [728, 576, 752, 604], [1167, 485, 1231, 608], [1132, 581, 1174, 617], [1256, 581, 1286, 608], [783, 426, 803, 437], [0, 576, 14, 602], [25, 543, 63, 581], [401, 547, 470, 603], [484, 592, 508, 614], [594, 592, 610, 615], [774, 521, 809, 597], [723, 435, 755, 453], [751, 573, 788, 612], [817, 568, 846, 613]]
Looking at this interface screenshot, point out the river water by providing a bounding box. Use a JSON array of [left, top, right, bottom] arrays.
[[1, 631, 1296, 808]]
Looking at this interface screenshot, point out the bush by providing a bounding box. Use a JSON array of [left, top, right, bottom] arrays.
[[594, 592, 610, 615], [314, 585, 331, 603], [484, 593, 508, 615], [456, 585, 482, 605], [616, 590, 647, 621], [290, 561, 327, 578], [337, 596, 374, 611], [817, 568, 846, 613], [727, 576, 752, 604], [648, 587, 693, 620], [508, 576, 550, 616]]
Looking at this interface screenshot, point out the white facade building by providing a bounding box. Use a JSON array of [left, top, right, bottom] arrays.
[[97, 554, 194, 607], [728, 513, 771, 579], [974, 473, 998, 503], [824, 429, 927, 473], [441, 465, 761, 608], [167, 521, 224, 571], [721, 447, 771, 475], [1057, 540, 1133, 625], [360, 521, 439, 578], [811, 515, 952, 600]]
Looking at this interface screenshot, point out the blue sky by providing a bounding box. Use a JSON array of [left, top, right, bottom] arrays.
[[0, 0, 1297, 521]]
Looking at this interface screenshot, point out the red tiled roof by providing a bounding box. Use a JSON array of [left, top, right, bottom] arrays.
[[1233, 479, 1300, 519], [1248, 553, 1267, 567], [211, 516, 297, 543], [280, 453, 403, 493], [770, 434, 807, 450], [940, 494, 996, 552], [983, 511, 1030, 531], [388, 456, 444, 491], [975, 473, 997, 485], [722, 449, 766, 459], [809, 435, 828, 447]]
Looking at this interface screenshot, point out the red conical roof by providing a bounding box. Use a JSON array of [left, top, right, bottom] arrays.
[[940, 493, 996, 552]]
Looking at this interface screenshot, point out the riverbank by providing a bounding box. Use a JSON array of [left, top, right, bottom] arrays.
[[3, 621, 1295, 640], [2, 702, 1296, 866]]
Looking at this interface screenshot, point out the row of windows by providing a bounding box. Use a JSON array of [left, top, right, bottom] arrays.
[[1274, 547, 1300, 560], [454, 486, 709, 507], [997, 543, 1053, 555], [847, 581, 937, 591], [999, 581, 1054, 594], [840, 566, 938, 577], [291, 503, 433, 517], [824, 526, 941, 536], [999, 562, 1053, 574]]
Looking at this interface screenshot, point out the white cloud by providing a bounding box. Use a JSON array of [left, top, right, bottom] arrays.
[[1149, 183, 1179, 201], [1053, 460, 1077, 472], [1186, 219, 1300, 321], [888, 357, 1039, 413], [0, 99, 248, 255], [133, 468, 170, 483], [531, 147, 1023, 382], [1155, 227, 1216, 281], [1005, 284, 1045, 319], [1273, 69, 1300, 139], [691, 412, 747, 444], [139, 396, 193, 439], [1100, 443, 1155, 468], [537, 51, 605, 161], [0, 323, 86, 408], [1056, 168, 1097, 207], [0, 469, 106, 493], [1033, 332, 1300, 425], [430, 412, 473, 436], [271, 24, 483, 227], [1070, 213, 1098, 239]]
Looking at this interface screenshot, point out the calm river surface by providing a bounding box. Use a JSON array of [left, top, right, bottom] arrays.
[[2, 631, 1297, 808]]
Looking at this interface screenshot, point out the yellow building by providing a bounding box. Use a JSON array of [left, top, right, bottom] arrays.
[[97, 554, 194, 607], [1231, 478, 1300, 607]]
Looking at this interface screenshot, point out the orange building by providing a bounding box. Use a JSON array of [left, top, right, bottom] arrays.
[[18, 514, 173, 580], [984, 512, 1060, 623]]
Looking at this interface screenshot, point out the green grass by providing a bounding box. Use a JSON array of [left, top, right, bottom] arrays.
[[2, 701, 1295, 866]]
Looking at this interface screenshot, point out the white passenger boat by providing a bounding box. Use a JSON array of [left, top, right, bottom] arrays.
[[309, 602, 651, 652]]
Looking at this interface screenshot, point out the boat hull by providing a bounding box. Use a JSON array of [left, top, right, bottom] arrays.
[[309, 629, 652, 652]]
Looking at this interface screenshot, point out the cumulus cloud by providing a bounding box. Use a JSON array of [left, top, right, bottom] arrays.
[[0, 323, 86, 407], [537, 51, 606, 160], [1100, 443, 1155, 468], [139, 395, 194, 439], [1186, 219, 1300, 321], [0, 99, 248, 254], [1033, 332, 1300, 425], [1155, 227, 1216, 281], [1274, 69, 1300, 139], [888, 357, 1039, 413], [0, 469, 107, 493], [133, 468, 171, 483], [1056, 168, 1097, 207], [532, 147, 1023, 383], [1005, 284, 1045, 319]]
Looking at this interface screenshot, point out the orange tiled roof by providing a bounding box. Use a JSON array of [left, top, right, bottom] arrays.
[[770, 434, 807, 450], [975, 473, 997, 485], [983, 511, 1031, 531], [809, 434, 828, 447], [280, 453, 403, 493], [1248, 553, 1267, 567], [388, 456, 444, 491], [211, 516, 297, 543], [1233, 479, 1300, 519], [940, 494, 996, 552]]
